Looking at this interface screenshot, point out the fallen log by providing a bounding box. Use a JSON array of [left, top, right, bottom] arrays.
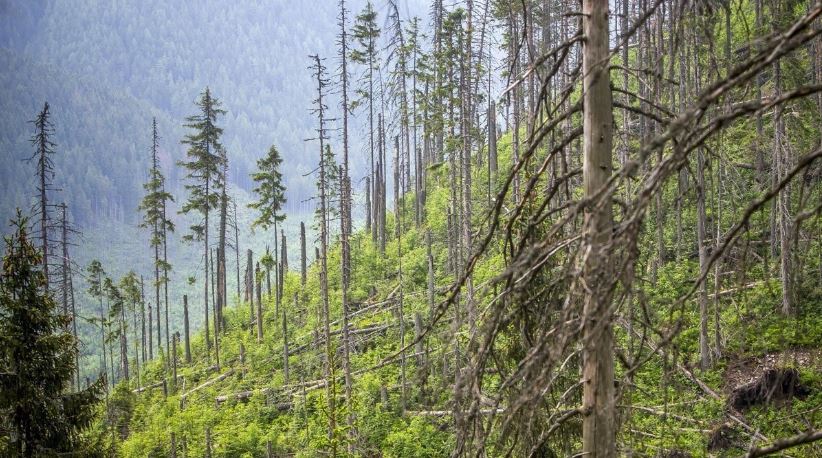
[[406, 408, 505, 417], [179, 368, 236, 406], [132, 376, 183, 394], [742, 429, 822, 458], [288, 324, 393, 357], [214, 389, 292, 411]]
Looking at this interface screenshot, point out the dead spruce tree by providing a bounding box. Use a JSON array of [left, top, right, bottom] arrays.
[[309, 53, 339, 455], [29, 102, 57, 290]]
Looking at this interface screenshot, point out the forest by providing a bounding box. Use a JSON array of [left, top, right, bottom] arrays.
[[1, 0, 822, 456]]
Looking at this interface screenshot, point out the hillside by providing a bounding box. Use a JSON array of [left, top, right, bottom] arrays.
[[1, 0, 822, 456], [110, 130, 822, 456]]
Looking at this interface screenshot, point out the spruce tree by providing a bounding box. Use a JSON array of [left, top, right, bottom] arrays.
[[138, 118, 174, 362], [351, 2, 381, 241], [103, 277, 128, 383], [179, 88, 226, 359], [0, 211, 103, 456], [249, 143, 287, 309], [86, 260, 111, 390]]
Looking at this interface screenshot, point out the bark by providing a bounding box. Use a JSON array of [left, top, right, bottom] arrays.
[[300, 221, 307, 286], [148, 301, 153, 361], [120, 306, 129, 383], [338, 2, 356, 448], [581, 1, 616, 456], [172, 333, 178, 391], [488, 103, 497, 174], [218, 161, 229, 332], [247, 249, 254, 333], [183, 295, 191, 364], [234, 200, 242, 303], [284, 293, 293, 385], [697, 146, 711, 370], [426, 229, 435, 317], [256, 262, 263, 343], [312, 53, 337, 453], [211, 248, 220, 370], [775, 57, 794, 315], [140, 276, 146, 364], [154, 218, 162, 359], [162, 184, 171, 361]]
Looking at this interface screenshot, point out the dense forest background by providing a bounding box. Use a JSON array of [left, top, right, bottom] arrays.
[[0, 0, 423, 225]]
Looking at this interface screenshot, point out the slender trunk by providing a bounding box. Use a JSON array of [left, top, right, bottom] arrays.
[[99, 296, 108, 397], [247, 249, 254, 333], [172, 333, 178, 391], [775, 58, 793, 315], [581, 1, 616, 455], [162, 191, 171, 361], [339, 4, 356, 447], [140, 276, 146, 364], [154, 225, 162, 359], [218, 163, 228, 331], [69, 252, 80, 388], [426, 229, 435, 317], [120, 306, 129, 382], [284, 293, 293, 385], [183, 295, 191, 363], [300, 222, 307, 286], [234, 201, 242, 304], [148, 301, 153, 361], [697, 147, 711, 370], [256, 262, 263, 342], [313, 54, 337, 454], [204, 175, 211, 360]]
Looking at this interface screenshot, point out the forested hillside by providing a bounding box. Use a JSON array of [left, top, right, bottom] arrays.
[[2, 0, 822, 457]]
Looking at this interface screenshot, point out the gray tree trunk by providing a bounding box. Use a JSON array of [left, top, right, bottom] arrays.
[[581, 1, 616, 455]]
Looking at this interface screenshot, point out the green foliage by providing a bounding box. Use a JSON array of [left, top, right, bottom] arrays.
[[178, 87, 227, 241], [249, 144, 287, 231], [0, 211, 104, 456]]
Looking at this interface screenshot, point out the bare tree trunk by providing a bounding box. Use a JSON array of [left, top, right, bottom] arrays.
[[247, 249, 254, 333], [140, 276, 146, 364], [211, 248, 220, 370], [234, 200, 242, 304], [488, 103, 497, 175], [581, 1, 616, 455], [338, 3, 356, 448], [162, 192, 171, 363], [697, 146, 711, 370], [120, 306, 129, 383], [775, 57, 794, 315], [284, 293, 294, 385], [426, 229, 435, 317], [148, 300, 153, 361], [183, 295, 191, 364], [311, 54, 337, 454], [300, 221, 307, 286], [218, 162, 229, 332], [256, 262, 263, 342], [265, 246, 272, 298], [154, 223, 162, 360], [203, 173, 211, 363], [172, 333, 178, 391]]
